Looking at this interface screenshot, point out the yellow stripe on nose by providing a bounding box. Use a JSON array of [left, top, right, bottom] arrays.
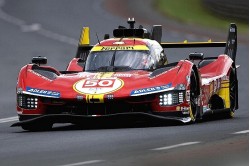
[[86, 94, 104, 103], [94, 72, 114, 79]]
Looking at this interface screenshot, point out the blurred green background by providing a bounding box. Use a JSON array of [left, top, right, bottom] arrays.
[[155, 0, 249, 34]]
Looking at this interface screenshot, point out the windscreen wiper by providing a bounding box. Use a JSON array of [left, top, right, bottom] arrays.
[[110, 37, 124, 71]]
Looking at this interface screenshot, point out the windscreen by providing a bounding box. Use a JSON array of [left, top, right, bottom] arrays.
[[85, 50, 152, 71]]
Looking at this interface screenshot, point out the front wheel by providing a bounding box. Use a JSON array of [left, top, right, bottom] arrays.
[[189, 69, 200, 122]]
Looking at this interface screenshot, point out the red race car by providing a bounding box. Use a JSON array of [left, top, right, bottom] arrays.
[[12, 18, 238, 131]]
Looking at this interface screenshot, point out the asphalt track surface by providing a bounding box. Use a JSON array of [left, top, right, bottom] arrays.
[[0, 0, 248, 166]]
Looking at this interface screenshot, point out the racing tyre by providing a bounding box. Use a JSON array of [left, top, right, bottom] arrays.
[[189, 70, 200, 122], [21, 123, 53, 132], [226, 68, 237, 118]]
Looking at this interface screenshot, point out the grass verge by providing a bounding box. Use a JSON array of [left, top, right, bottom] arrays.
[[155, 0, 248, 34]]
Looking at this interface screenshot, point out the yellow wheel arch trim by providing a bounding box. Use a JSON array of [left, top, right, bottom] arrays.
[[189, 106, 195, 121], [218, 80, 230, 108]]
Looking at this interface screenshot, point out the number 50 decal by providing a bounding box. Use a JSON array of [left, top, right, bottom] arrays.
[[83, 79, 115, 88], [73, 78, 124, 95]]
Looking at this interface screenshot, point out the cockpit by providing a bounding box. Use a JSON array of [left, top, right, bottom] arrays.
[[85, 50, 155, 71]]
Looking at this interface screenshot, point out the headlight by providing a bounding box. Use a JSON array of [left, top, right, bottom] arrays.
[[159, 91, 185, 106], [17, 94, 38, 109]]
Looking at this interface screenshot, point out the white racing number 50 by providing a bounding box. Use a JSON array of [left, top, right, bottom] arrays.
[[83, 79, 115, 88], [74, 78, 124, 94]]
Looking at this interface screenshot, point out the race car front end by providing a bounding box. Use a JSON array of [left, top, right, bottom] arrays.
[[15, 85, 193, 128], [13, 60, 196, 130]]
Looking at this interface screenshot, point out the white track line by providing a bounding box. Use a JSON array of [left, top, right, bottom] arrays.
[[58, 160, 104, 166], [0, 0, 78, 46], [0, 116, 18, 123], [152, 142, 200, 151], [232, 130, 249, 134]]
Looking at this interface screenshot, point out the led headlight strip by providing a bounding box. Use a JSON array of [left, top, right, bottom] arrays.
[[159, 91, 185, 106], [17, 94, 38, 109]]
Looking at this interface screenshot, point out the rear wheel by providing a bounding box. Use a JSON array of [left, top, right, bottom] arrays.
[[227, 68, 237, 118]]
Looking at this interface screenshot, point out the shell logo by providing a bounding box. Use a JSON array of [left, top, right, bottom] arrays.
[[73, 78, 124, 95]]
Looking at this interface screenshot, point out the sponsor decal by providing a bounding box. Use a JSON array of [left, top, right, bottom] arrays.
[[91, 45, 149, 51], [130, 83, 172, 96], [113, 73, 132, 77], [73, 78, 124, 95], [26, 87, 60, 98]]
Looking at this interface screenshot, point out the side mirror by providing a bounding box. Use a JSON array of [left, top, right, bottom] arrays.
[[189, 53, 204, 61], [32, 56, 47, 65]]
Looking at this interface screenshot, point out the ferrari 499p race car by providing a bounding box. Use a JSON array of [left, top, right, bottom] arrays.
[[12, 18, 238, 131]]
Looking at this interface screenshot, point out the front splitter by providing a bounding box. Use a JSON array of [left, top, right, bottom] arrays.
[[11, 112, 191, 127]]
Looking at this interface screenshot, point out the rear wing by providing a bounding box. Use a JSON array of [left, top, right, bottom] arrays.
[[75, 27, 92, 59], [160, 23, 237, 64], [161, 41, 226, 48], [75, 23, 237, 64], [224, 23, 237, 65]]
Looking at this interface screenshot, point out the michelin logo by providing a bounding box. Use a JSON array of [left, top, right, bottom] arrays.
[[131, 83, 172, 96], [26, 87, 60, 98]]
